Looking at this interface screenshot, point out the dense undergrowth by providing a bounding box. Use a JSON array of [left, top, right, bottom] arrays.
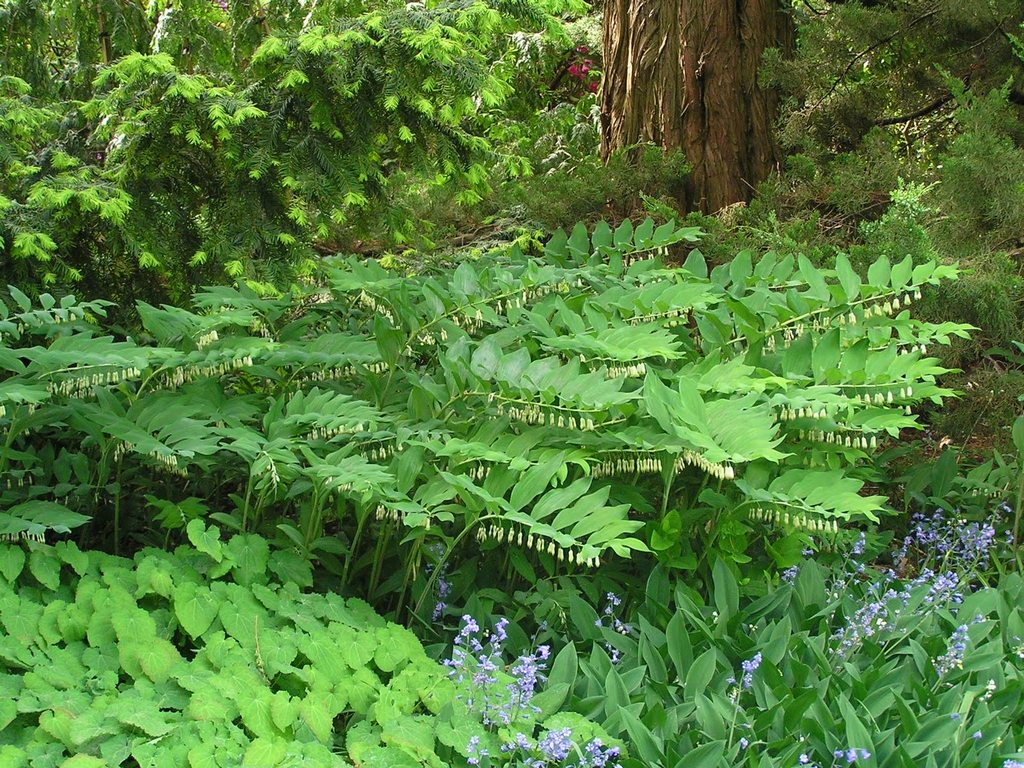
[[0, 220, 974, 616], [5, 504, 1024, 767], [3, 216, 1024, 767]]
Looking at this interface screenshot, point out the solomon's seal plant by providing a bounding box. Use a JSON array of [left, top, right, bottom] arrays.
[[0, 218, 970, 616]]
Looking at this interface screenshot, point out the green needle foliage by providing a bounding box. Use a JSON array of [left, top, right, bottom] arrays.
[[0, 219, 970, 614], [0, 0, 584, 306]]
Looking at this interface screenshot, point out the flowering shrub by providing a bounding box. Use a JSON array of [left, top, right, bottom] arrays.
[[565, 46, 600, 94], [0, 219, 970, 617]]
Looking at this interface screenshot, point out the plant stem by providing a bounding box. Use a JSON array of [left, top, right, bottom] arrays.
[[113, 458, 123, 555], [1014, 469, 1024, 571], [369, 519, 392, 596], [396, 539, 423, 620], [241, 476, 253, 533], [413, 513, 501, 618], [342, 505, 369, 590]]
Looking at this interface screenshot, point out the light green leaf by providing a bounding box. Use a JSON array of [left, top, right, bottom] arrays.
[[300, 691, 335, 745], [131, 638, 182, 684], [685, 648, 717, 700], [60, 757, 107, 768], [174, 582, 221, 639], [29, 548, 60, 590], [186, 519, 223, 562], [243, 737, 288, 767], [226, 534, 269, 586], [55, 541, 89, 576], [0, 546, 26, 582]]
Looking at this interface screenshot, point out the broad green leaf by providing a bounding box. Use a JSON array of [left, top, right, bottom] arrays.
[[684, 648, 717, 700], [0, 746, 27, 768], [835, 253, 861, 301], [59, 757, 106, 768], [677, 740, 726, 768], [0, 501, 90, 539], [867, 255, 891, 288], [620, 709, 662, 766], [29, 548, 60, 590], [242, 738, 288, 767], [0, 546, 26, 582], [186, 519, 223, 562], [130, 638, 182, 684], [381, 715, 434, 761], [798, 254, 830, 300], [174, 582, 221, 639], [1013, 415, 1024, 458], [300, 691, 335, 744], [712, 558, 738, 622], [891, 255, 913, 291], [547, 641, 578, 692], [55, 541, 89, 576], [226, 534, 269, 586], [666, 611, 693, 679]]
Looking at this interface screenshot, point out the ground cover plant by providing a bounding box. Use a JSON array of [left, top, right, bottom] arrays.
[[544, 513, 1024, 768], [5, 459, 1024, 768], [0, 527, 623, 768]]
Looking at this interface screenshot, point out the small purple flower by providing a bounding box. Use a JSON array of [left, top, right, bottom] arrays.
[[506, 646, 549, 721], [936, 624, 970, 675], [596, 593, 633, 636], [833, 566, 965, 658], [425, 543, 451, 621], [834, 748, 870, 764], [852, 532, 866, 555], [740, 652, 762, 689], [581, 739, 621, 768], [739, 737, 749, 750], [467, 735, 488, 766], [605, 643, 621, 664], [895, 508, 1004, 576], [493, 618, 509, 645], [538, 728, 574, 762], [457, 615, 480, 642]]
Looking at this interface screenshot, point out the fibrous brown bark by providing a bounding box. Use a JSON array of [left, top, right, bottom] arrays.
[[600, 0, 794, 213]]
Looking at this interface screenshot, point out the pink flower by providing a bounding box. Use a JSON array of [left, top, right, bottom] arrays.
[[587, 81, 598, 93], [567, 64, 581, 77], [577, 45, 589, 54]]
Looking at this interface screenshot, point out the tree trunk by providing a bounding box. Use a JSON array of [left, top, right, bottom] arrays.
[[600, 0, 794, 213]]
